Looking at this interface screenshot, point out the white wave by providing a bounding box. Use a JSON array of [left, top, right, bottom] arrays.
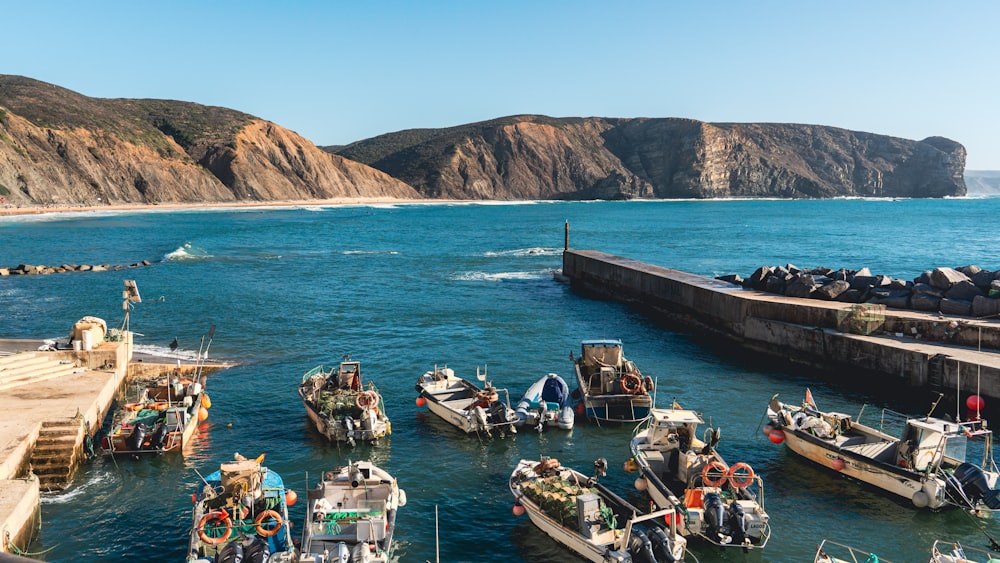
[[484, 247, 561, 257], [41, 467, 116, 504], [451, 268, 558, 282], [133, 343, 206, 361], [162, 242, 212, 262], [342, 250, 400, 255]]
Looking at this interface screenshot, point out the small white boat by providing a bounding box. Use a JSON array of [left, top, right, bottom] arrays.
[[185, 453, 295, 563], [298, 460, 407, 563], [629, 406, 770, 549], [930, 539, 1000, 562], [815, 539, 893, 563], [415, 365, 518, 437], [510, 457, 689, 562], [572, 339, 653, 423], [514, 373, 574, 431], [299, 358, 391, 446], [766, 390, 1000, 512]]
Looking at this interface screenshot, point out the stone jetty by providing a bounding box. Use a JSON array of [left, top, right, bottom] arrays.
[[722, 264, 1000, 319], [0, 260, 152, 276]]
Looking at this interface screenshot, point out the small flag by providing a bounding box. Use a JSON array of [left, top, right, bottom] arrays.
[[805, 388, 817, 409], [672, 397, 682, 410]]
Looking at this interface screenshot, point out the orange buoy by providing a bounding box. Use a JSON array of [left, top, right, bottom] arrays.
[[286, 489, 297, 506], [198, 408, 209, 421], [768, 429, 785, 444], [832, 458, 846, 471], [512, 504, 525, 516], [201, 394, 212, 408], [575, 402, 586, 415], [415, 397, 426, 407]]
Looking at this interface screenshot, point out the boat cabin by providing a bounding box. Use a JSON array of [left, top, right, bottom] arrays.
[[337, 361, 361, 390], [900, 418, 968, 472], [645, 409, 704, 451]]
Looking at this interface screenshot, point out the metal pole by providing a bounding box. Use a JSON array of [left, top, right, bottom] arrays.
[[564, 220, 569, 250]]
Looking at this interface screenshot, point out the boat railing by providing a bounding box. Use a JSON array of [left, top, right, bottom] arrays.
[[815, 539, 893, 563]]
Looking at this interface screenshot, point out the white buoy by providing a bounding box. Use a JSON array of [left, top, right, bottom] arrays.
[[634, 477, 648, 491], [911, 490, 929, 508]]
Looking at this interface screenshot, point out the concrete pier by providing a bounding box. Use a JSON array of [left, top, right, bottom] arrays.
[[562, 249, 1000, 401], [0, 333, 228, 554]]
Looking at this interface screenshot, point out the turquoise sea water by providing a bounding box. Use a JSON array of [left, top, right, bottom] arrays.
[[3, 198, 1000, 562]]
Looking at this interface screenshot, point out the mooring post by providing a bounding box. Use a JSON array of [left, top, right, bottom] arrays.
[[564, 220, 569, 250]]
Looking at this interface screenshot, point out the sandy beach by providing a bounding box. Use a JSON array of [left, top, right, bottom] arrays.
[[0, 197, 448, 218]]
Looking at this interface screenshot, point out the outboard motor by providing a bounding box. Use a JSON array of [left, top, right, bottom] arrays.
[[727, 501, 748, 545], [488, 401, 510, 426], [627, 528, 657, 563], [126, 423, 147, 451], [951, 463, 1000, 509], [214, 541, 243, 563], [535, 400, 548, 432], [242, 538, 270, 563], [148, 422, 169, 450], [647, 527, 678, 562], [333, 541, 351, 563], [342, 414, 356, 447], [703, 492, 727, 543]]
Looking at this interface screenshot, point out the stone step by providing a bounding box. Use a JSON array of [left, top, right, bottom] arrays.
[[0, 353, 50, 371], [0, 361, 81, 392]]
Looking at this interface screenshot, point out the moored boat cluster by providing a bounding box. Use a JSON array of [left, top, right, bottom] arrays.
[[94, 333, 996, 562], [720, 264, 1000, 318]]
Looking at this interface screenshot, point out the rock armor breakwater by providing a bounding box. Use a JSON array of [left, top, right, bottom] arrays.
[[719, 264, 1000, 319], [0, 260, 152, 276]]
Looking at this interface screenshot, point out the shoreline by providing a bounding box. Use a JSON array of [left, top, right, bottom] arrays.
[[0, 197, 451, 218]]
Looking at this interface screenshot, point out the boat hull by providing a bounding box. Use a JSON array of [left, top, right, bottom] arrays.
[[415, 368, 517, 436], [780, 427, 944, 509]]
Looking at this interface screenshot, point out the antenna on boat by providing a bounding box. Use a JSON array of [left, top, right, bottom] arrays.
[[120, 280, 141, 333], [425, 504, 440, 563], [928, 392, 944, 419]]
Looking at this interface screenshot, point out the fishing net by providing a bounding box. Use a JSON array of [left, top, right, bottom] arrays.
[[519, 474, 608, 526]]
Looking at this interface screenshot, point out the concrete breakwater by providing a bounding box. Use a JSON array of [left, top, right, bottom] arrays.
[[0, 260, 152, 276], [562, 249, 1000, 402], [721, 264, 1000, 319]]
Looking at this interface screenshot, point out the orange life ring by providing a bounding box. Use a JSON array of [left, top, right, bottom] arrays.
[[124, 402, 141, 412], [701, 460, 729, 487], [728, 462, 755, 489], [355, 391, 379, 410], [254, 509, 283, 537], [197, 511, 233, 545], [621, 373, 643, 394], [642, 376, 654, 394]]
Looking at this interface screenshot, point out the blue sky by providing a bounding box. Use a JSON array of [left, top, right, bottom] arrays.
[[6, 1, 999, 169]]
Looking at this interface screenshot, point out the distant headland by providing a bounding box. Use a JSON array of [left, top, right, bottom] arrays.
[[0, 75, 971, 210]]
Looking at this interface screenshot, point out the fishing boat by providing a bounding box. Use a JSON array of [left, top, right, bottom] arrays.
[[98, 375, 210, 456], [509, 457, 688, 562], [414, 365, 518, 437], [185, 453, 295, 563], [814, 539, 893, 563], [299, 358, 390, 446], [765, 390, 1000, 512], [298, 460, 407, 563], [572, 339, 653, 423], [629, 406, 770, 549], [930, 539, 1000, 562], [514, 372, 574, 431], [99, 328, 215, 457]]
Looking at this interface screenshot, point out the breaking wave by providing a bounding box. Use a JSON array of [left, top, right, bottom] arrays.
[[484, 247, 561, 257], [450, 268, 559, 282], [133, 343, 206, 362], [342, 250, 400, 255], [162, 242, 212, 262]]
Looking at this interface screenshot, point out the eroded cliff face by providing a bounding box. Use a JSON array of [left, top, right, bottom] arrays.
[[0, 76, 418, 207], [336, 116, 967, 199]]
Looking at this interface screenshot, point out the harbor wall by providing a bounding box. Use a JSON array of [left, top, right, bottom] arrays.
[[562, 250, 1000, 401]]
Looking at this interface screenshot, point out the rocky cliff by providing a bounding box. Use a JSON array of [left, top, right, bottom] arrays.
[[333, 115, 967, 199], [0, 76, 968, 206], [0, 75, 418, 207]]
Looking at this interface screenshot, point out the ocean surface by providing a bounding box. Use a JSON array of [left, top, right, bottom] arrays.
[[3, 198, 1000, 562]]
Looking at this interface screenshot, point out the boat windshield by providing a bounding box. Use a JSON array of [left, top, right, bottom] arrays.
[[943, 434, 969, 463]]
